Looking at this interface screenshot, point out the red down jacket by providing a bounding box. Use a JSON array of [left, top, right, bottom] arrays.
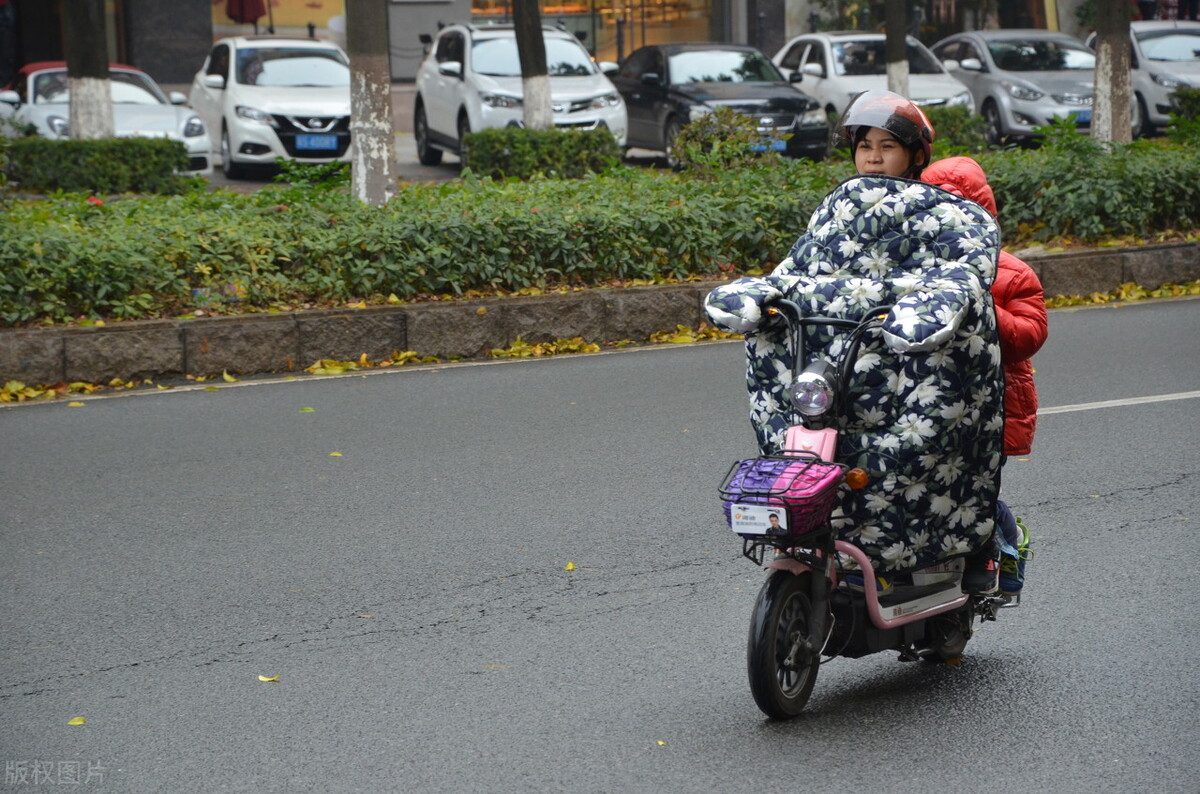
[[922, 156, 1049, 456]]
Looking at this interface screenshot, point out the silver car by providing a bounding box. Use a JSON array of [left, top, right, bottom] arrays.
[[932, 29, 1107, 145], [0, 61, 212, 175], [1086, 20, 1200, 136]]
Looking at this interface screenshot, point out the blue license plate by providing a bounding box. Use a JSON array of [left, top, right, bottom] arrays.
[[1068, 109, 1091, 124], [295, 134, 338, 151], [751, 138, 788, 153]]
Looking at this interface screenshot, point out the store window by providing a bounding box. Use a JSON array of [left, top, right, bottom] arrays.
[[470, 0, 714, 63]]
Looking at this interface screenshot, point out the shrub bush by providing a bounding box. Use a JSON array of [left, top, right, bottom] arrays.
[[3, 137, 197, 194], [673, 105, 794, 173], [460, 127, 622, 179], [925, 105, 989, 157]]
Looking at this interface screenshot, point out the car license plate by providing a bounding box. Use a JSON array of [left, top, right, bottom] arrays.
[[296, 134, 338, 151], [1062, 109, 1090, 124]]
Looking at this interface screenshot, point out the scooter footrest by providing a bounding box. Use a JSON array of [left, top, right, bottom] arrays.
[[877, 581, 959, 609]]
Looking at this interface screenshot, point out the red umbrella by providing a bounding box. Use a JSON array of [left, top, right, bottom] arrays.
[[226, 0, 266, 25]]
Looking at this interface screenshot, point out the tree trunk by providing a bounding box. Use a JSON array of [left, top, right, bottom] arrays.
[[1092, 0, 1133, 144], [884, 0, 909, 99], [63, 0, 114, 140], [345, 0, 397, 205], [513, 0, 552, 130]]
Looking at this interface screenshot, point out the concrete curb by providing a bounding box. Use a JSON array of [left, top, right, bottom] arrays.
[[2, 241, 1197, 385]]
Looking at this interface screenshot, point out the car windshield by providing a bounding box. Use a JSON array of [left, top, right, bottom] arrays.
[[472, 37, 597, 77], [668, 49, 782, 83], [1136, 30, 1200, 61], [831, 39, 945, 76], [235, 47, 350, 86], [988, 39, 1096, 71], [33, 70, 166, 105]]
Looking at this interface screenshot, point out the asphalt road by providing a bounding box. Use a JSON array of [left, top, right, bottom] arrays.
[[1, 298, 1198, 793]]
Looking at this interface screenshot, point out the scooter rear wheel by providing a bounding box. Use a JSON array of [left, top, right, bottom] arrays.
[[747, 571, 821, 719]]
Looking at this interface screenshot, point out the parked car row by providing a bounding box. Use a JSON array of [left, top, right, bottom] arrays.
[[2, 21, 1195, 179]]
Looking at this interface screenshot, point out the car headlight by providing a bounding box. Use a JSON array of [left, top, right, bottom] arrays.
[[47, 114, 69, 137], [586, 93, 622, 110], [1151, 73, 1187, 89], [788, 360, 837, 417], [688, 105, 713, 122], [479, 92, 522, 109], [183, 116, 206, 137], [1003, 81, 1044, 102], [947, 91, 972, 107], [799, 107, 827, 127], [235, 106, 278, 127]]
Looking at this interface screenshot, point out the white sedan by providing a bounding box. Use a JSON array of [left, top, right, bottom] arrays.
[[0, 60, 212, 175], [772, 32, 973, 117], [188, 36, 353, 179]]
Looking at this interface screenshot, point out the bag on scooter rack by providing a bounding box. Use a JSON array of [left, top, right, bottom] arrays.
[[719, 455, 845, 540]]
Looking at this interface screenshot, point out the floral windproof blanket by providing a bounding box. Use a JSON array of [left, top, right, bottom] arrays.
[[705, 176, 1005, 573]]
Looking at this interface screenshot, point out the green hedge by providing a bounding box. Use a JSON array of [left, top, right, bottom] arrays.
[[461, 127, 622, 180], [1, 136, 1197, 327], [4, 137, 195, 194]]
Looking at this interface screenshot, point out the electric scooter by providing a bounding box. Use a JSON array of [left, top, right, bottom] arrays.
[[718, 298, 1016, 719]]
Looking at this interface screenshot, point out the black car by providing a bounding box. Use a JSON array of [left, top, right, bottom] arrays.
[[610, 42, 829, 165]]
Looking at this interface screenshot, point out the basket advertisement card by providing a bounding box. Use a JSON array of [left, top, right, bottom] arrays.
[[729, 503, 789, 536]]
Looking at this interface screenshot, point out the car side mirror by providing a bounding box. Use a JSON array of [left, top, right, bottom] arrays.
[[0, 89, 19, 106], [438, 61, 463, 79], [641, 72, 662, 86], [788, 71, 804, 84], [168, 91, 187, 105], [802, 62, 824, 78], [598, 61, 619, 76], [203, 73, 226, 90], [959, 57, 983, 72]]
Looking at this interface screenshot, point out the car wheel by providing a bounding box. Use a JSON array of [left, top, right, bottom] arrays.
[[457, 113, 471, 161], [221, 125, 249, 180], [1134, 93, 1152, 139], [664, 116, 684, 170], [983, 101, 1004, 147], [414, 101, 443, 166]]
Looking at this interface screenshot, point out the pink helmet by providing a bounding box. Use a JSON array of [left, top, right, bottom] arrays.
[[835, 89, 936, 170]]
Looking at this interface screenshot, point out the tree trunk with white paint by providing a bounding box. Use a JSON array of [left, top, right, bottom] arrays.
[[885, 0, 909, 99], [345, 0, 397, 206], [64, 0, 113, 140], [1092, 0, 1133, 144], [513, 0, 552, 130]]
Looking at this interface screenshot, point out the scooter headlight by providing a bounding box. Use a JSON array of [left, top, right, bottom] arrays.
[[788, 360, 836, 417]]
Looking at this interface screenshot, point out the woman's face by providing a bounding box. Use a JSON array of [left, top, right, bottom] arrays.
[[854, 127, 916, 177]]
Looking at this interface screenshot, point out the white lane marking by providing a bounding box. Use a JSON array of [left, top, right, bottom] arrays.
[[1040, 391, 1200, 415]]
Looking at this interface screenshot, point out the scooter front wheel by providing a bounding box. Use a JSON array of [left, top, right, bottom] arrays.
[[747, 570, 821, 719]]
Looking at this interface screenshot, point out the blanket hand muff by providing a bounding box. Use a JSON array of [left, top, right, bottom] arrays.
[[706, 176, 1005, 572]]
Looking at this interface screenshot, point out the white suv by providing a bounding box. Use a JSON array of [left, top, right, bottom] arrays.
[[414, 23, 627, 165]]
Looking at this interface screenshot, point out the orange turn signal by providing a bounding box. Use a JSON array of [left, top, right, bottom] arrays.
[[844, 467, 870, 490]]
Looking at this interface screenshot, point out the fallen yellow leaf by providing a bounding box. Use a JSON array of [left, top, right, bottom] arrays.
[[564, 562, 576, 571], [299, 407, 315, 413], [67, 717, 86, 726], [258, 674, 279, 682], [657, 740, 667, 746], [222, 369, 238, 382], [67, 401, 85, 407], [204, 386, 220, 392], [329, 452, 343, 457]]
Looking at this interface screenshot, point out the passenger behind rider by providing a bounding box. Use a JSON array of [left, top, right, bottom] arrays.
[[921, 156, 1047, 594]]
